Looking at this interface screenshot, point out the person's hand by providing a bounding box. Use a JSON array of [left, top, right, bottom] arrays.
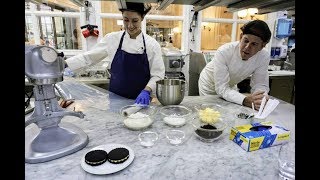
[[252, 91, 268, 110], [63, 67, 75, 77], [243, 91, 269, 110], [135, 90, 151, 106]]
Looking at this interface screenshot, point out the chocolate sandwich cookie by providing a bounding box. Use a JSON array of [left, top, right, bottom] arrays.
[[107, 147, 130, 164], [85, 150, 108, 166]]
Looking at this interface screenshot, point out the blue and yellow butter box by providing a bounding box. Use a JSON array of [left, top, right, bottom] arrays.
[[229, 121, 290, 152]]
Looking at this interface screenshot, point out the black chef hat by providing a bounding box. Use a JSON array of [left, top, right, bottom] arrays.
[[119, 2, 152, 17], [240, 20, 272, 43]]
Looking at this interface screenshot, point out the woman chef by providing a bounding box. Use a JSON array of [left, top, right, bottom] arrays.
[[65, 2, 165, 106]]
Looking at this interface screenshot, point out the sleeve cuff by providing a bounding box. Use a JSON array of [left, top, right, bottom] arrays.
[[147, 82, 156, 97], [65, 54, 88, 72], [234, 93, 246, 106]]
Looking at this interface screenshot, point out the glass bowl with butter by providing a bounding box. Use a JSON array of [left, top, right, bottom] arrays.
[[191, 104, 227, 142]]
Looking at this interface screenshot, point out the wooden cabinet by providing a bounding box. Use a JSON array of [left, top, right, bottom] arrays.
[[269, 77, 295, 104]]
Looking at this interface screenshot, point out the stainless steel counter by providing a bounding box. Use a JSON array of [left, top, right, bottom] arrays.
[[268, 70, 295, 77], [25, 79, 295, 180], [243, 70, 295, 80]]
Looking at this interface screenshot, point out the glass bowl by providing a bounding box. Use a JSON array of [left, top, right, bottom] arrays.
[[235, 107, 254, 120], [138, 131, 159, 148], [159, 105, 192, 127], [120, 105, 157, 130], [166, 129, 186, 146], [194, 103, 224, 113], [120, 105, 157, 117], [191, 117, 227, 143]]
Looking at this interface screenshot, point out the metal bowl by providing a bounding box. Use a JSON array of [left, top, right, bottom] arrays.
[[156, 79, 185, 106]]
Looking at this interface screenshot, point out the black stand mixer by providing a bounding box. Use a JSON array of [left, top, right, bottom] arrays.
[[25, 45, 89, 163]]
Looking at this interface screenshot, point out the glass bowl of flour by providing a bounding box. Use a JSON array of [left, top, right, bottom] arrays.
[[159, 105, 192, 127], [120, 105, 157, 131]]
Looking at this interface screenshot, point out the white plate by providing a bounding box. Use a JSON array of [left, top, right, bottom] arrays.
[[80, 144, 135, 175]]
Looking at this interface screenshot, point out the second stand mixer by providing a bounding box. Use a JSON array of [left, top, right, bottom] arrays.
[[25, 45, 89, 164]]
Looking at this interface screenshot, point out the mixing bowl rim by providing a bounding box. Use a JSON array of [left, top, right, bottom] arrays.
[[159, 105, 192, 118], [138, 131, 159, 142], [165, 129, 186, 140], [191, 118, 227, 132], [119, 105, 157, 118]]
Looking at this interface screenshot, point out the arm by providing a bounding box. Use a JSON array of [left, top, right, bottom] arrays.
[[145, 42, 165, 95], [135, 40, 165, 106], [213, 51, 246, 105], [65, 35, 110, 72], [244, 53, 270, 109]]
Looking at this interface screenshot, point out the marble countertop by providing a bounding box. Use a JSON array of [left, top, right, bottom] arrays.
[[25, 76, 110, 86], [25, 80, 295, 180]]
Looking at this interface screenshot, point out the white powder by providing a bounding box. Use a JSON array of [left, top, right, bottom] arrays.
[[124, 112, 152, 130], [140, 141, 154, 147], [169, 139, 182, 145], [163, 116, 186, 127], [128, 112, 149, 118]]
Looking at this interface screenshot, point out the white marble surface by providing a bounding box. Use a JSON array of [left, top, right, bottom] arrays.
[[25, 80, 295, 180]]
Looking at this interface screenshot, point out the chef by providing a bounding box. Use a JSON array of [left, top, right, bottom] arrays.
[[65, 2, 165, 106], [198, 20, 272, 110]]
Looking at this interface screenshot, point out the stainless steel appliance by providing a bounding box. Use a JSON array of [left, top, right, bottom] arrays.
[[156, 79, 185, 106], [161, 47, 185, 80], [25, 45, 89, 163]]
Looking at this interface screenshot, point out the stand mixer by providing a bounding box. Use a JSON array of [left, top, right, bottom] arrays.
[[161, 47, 185, 80], [25, 45, 89, 164]]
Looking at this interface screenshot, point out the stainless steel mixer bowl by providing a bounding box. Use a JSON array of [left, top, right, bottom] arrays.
[[156, 79, 185, 106]]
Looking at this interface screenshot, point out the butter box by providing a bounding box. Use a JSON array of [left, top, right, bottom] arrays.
[[229, 121, 290, 152]]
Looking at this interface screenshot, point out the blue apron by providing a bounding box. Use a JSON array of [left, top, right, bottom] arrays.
[[109, 32, 150, 99]]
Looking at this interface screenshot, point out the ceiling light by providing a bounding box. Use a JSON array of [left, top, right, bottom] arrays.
[[237, 9, 248, 18], [248, 8, 258, 16]]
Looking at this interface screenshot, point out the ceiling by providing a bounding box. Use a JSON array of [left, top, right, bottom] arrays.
[[64, 0, 295, 15], [115, 0, 295, 14]]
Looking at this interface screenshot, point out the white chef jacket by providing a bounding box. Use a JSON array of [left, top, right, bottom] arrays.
[[199, 41, 270, 105], [66, 30, 165, 95]]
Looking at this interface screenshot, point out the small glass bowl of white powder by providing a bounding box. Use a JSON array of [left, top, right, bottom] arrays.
[[166, 129, 185, 146], [138, 131, 159, 148], [160, 105, 192, 127]]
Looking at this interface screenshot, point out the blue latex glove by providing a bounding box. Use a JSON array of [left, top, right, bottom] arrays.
[[135, 90, 151, 106], [63, 67, 75, 77]]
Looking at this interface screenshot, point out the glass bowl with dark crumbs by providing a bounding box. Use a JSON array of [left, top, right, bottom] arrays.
[[235, 108, 254, 120], [190, 117, 227, 143]]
